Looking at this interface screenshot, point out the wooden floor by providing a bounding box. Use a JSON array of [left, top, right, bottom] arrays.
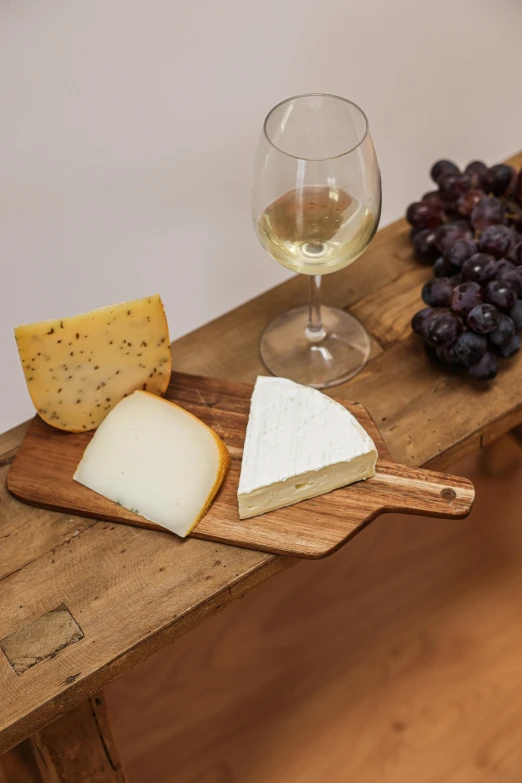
[[99, 445, 522, 783]]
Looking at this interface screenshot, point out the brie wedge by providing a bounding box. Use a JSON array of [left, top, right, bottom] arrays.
[[74, 390, 229, 537], [238, 376, 377, 519]]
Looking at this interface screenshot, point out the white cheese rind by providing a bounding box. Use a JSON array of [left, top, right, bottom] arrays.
[[238, 376, 377, 519], [74, 391, 229, 537]]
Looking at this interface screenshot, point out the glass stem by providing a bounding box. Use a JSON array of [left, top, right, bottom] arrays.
[[306, 275, 326, 342]]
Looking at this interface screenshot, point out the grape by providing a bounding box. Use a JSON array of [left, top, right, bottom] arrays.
[[482, 164, 515, 196], [495, 258, 516, 280], [413, 228, 439, 263], [488, 314, 516, 346], [501, 267, 522, 297], [433, 256, 456, 277], [437, 174, 459, 200], [408, 161, 522, 381], [461, 253, 498, 284], [477, 225, 513, 258], [422, 191, 455, 211], [426, 312, 463, 347], [471, 197, 505, 231], [434, 258, 466, 279], [467, 351, 498, 380], [506, 237, 522, 264], [408, 160, 522, 380], [509, 299, 522, 331], [467, 303, 501, 334], [484, 279, 516, 312], [454, 219, 473, 230], [456, 188, 485, 217], [422, 278, 454, 307], [496, 259, 516, 278], [444, 238, 477, 269], [411, 307, 445, 339], [494, 334, 520, 359], [422, 191, 441, 206], [439, 173, 472, 199], [464, 160, 488, 188], [510, 242, 522, 266], [406, 201, 444, 229], [495, 260, 522, 294], [436, 343, 460, 365], [454, 331, 487, 366], [450, 281, 483, 316], [453, 176, 473, 197], [449, 273, 463, 287], [435, 223, 473, 252], [430, 159, 460, 185]]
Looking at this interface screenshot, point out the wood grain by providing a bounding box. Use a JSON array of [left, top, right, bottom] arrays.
[[1, 605, 83, 676], [30, 692, 127, 782], [7, 373, 474, 559], [0, 498, 290, 755], [0, 151, 520, 755], [107, 454, 522, 783]]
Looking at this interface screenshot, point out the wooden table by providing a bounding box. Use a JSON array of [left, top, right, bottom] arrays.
[[1, 152, 521, 782]]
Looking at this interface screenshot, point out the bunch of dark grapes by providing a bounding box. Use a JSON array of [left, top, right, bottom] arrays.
[[408, 158, 522, 380]]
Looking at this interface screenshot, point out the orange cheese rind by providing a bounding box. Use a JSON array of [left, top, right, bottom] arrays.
[[137, 390, 230, 532]]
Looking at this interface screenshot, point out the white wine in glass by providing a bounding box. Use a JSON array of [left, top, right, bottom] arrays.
[[252, 94, 381, 388]]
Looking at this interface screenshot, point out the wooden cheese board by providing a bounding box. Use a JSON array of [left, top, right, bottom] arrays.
[[7, 372, 475, 558]]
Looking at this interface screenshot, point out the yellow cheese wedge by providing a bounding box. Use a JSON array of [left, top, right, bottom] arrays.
[[74, 391, 230, 537], [15, 295, 171, 432]]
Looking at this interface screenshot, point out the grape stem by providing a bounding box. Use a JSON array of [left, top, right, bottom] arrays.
[[306, 275, 327, 343]]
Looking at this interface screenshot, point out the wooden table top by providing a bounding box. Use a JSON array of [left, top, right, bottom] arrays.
[[1, 151, 521, 754]]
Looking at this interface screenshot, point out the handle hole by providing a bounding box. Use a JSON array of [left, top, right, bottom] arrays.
[[440, 488, 456, 501]]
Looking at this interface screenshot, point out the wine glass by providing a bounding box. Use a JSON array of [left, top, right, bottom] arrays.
[[252, 94, 381, 388]]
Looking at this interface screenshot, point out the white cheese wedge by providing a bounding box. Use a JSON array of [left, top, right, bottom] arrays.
[[74, 391, 229, 537], [238, 376, 377, 519]]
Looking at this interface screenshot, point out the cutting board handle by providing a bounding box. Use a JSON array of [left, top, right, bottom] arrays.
[[374, 461, 475, 518]]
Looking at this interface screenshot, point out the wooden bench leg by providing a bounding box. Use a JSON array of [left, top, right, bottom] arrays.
[[510, 423, 522, 446], [0, 740, 41, 782], [30, 692, 127, 783], [479, 433, 522, 476]]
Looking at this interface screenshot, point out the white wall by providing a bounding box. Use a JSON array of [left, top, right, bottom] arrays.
[[1, 0, 522, 432]]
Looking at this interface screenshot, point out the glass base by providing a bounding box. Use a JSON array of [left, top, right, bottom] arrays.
[[260, 306, 371, 389]]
